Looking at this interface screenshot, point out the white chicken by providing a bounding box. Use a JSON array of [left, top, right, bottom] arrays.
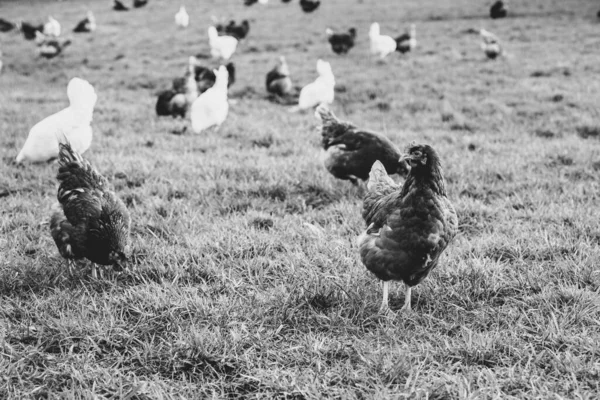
[[16, 78, 97, 163], [208, 26, 238, 61], [479, 28, 502, 59], [369, 22, 397, 59], [190, 65, 229, 134], [175, 6, 189, 28], [297, 59, 335, 110], [43, 16, 61, 37]]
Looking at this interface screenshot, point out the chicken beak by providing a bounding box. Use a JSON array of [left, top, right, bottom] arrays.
[[399, 153, 412, 164]]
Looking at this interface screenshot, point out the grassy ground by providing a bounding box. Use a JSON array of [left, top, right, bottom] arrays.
[[1, 0, 600, 398]]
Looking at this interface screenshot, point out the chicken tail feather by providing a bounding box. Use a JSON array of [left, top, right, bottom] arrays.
[[314, 104, 338, 126]]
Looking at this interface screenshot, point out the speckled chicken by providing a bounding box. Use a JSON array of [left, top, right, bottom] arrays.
[[50, 142, 131, 278], [358, 143, 457, 313], [315, 105, 408, 184], [266, 56, 293, 96]]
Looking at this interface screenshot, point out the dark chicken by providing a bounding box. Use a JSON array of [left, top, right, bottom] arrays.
[[113, 0, 129, 11], [326, 28, 356, 55], [0, 18, 16, 32], [300, 0, 320, 13], [50, 142, 131, 278], [73, 12, 96, 33], [192, 62, 236, 93], [358, 143, 457, 313], [20, 21, 44, 40], [315, 105, 409, 184], [490, 1, 507, 19], [133, 0, 149, 8], [156, 57, 199, 118], [266, 56, 293, 96], [217, 20, 250, 41]]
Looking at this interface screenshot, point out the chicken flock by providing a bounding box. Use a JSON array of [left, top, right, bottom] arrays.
[[2, 0, 555, 315]]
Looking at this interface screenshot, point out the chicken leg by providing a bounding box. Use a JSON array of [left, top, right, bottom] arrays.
[[379, 280, 391, 314], [401, 284, 412, 312]]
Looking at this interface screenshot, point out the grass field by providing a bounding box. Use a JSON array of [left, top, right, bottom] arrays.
[[1, 0, 600, 398]]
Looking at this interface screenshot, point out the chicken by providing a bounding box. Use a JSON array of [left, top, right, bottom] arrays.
[[113, 0, 129, 11], [358, 143, 458, 313], [326, 28, 356, 55], [395, 24, 417, 54], [0, 18, 17, 32], [155, 56, 199, 118], [190, 65, 229, 133], [175, 6, 189, 28], [50, 142, 131, 278], [479, 28, 502, 59], [369, 23, 397, 59], [490, 1, 507, 19], [300, 0, 320, 13], [217, 20, 250, 41], [208, 26, 238, 61], [133, 0, 148, 8], [20, 21, 44, 40], [266, 56, 293, 96], [315, 105, 408, 184], [73, 11, 96, 33], [35, 31, 72, 59], [16, 77, 97, 163], [43, 16, 61, 37], [297, 59, 335, 110], [193, 62, 236, 93]]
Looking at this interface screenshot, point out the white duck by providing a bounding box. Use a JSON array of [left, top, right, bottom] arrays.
[[208, 26, 238, 61], [175, 6, 189, 28], [190, 65, 229, 133], [369, 22, 396, 59], [16, 78, 97, 163], [43, 16, 61, 37], [297, 59, 335, 110]]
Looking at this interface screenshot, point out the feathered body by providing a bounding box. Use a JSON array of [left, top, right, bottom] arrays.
[[113, 0, 129, 11], [73, 11, 96, 33], [20, 21, 44, 40], [369, 23, 397, 59], [175, 6, 189, 28], [300, 0, 320, 13], [326, 28, 356, 55], [208, 26, 238, 61], [50, 142, 130, 271], [358, 144, 458, 312], [395, 24, 417, 54], [36, 32, 72, 58], [134, 0, 148, 8], [218, 20, 250, 40], [190, 65, 229, 133], [155, 56, 199, 118], [298, 59, 335, 110], [490, 1, 507, 19], [43, 16, 61, 37], [480, 28, 502, 59], [266, 56, 293, 96], [193, 62, 235, 93], [0, 18, 17, 32], [315, 106, 408, 183], [16, 78, 97, 163]]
